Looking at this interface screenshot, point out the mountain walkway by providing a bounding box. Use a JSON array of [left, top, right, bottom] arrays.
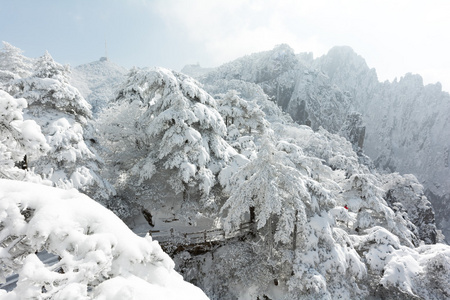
[[146, 222, 255, 255]]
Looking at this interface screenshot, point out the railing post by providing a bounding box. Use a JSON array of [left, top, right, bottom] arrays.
[[293, 210, 298, 258], [204, 230, 207, 243]]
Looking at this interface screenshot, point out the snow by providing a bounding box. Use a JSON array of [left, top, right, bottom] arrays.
[[380, 243, 450, 298], [3, 41, 450, 299], [0, 179, 208, 299]]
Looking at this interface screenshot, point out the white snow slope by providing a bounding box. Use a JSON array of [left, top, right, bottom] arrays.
[[0, 179, 208, 300]]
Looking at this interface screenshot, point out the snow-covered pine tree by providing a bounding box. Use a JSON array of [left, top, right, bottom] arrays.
[[216, 90, 268, 136], [221, 135, 311, 243], [0, 42, 33, 90], [207, 133, 366, 299], [0, 90, 48, 180], [11, 51, 114, 202], [14, 51, 91, 117], [105, 67, 236, 219]]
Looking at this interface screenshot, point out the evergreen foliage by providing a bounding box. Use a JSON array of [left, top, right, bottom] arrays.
[[9, 50, 113, 202], [0, 90, 48, 179], [0, 42, 33, 90], [100, 67, 237, 218]]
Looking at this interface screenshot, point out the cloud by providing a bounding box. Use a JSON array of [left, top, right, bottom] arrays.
[[151, 0, 330, 63], [151, 0, 450, 91]]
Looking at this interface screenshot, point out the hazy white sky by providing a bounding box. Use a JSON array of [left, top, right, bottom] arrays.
[[1, 0, 449, 92]]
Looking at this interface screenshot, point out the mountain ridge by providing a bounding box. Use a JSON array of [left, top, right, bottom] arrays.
[[185, 44, 450, 240]]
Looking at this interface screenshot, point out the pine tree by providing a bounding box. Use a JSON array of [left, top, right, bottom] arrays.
[[14, 51, 91, 117], [11, 51, 113, 201], [217, 90, 268, 137], [221, 136, 310, 244], [107, 67, 235, 218], [0, 42, 33, 90], [0, 90, 48, 179]]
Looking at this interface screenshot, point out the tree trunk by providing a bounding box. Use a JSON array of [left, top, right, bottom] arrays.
[[142, 209, 155, 227], [250, 206, 256, 223], [250, 206, 256, 236], [183, 183, 190, 202], [293, 210, 298, 253]]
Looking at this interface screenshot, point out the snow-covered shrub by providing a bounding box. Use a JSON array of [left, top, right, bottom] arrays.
[[383, 173, 438, 244], [379, 244, 450, 299], [344, 173, 418, 247], [0, 179, 208, 299]]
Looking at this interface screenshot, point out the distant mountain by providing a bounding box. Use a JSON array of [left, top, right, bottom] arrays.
[[315, 46, 450, 239], [181, 63, 214, 78], [200, 44, 351, 133], [70, 57, 128, 115], [188, 45, 450, 240]]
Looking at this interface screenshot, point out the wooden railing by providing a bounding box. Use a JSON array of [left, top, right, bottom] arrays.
[[148, 222, 255, 248]]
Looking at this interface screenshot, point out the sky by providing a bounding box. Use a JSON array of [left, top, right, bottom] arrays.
[[1, 0, 449, 92]]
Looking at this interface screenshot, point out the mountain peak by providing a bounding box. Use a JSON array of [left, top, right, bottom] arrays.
[[69, 58, 128, 114], [318, 45, 371, 74]]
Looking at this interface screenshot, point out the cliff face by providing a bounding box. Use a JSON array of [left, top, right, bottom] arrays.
[[202, 44, 351, 133], [315, 47, 450, 238], [192, 45, 450, 240]]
